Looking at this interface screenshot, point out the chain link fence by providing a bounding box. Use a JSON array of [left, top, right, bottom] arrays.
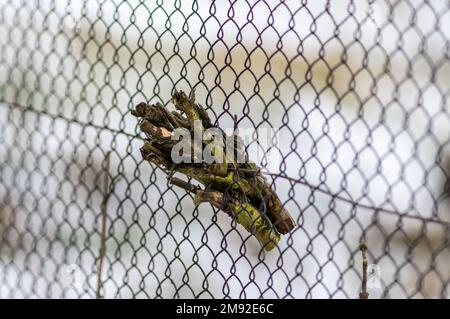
[[0, 0, 449, 298]]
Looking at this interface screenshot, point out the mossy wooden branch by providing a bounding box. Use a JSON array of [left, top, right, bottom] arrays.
[[132, 89, 295, 251], [195, 190, 280, 251]]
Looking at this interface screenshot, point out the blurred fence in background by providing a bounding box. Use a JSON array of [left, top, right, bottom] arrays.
[[0, 0, 449, 298]]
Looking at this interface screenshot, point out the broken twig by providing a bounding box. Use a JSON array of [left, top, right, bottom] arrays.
[[132, 89, 296, 251], [359, 242, 369, 299], [96, 151, 110, 298]]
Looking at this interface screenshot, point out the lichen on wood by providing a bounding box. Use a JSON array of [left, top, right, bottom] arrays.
[[132, 89, 295, 251]]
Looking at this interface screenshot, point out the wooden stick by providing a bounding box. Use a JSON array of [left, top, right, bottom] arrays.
[[96, 151, 111, 299], [132, 89, 296, 251], [359, 242, 369, 299]]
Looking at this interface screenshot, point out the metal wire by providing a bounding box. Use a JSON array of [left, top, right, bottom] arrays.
[[0, 0, 449, 298]]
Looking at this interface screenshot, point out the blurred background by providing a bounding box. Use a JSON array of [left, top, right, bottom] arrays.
[[0, 0, 449, 298]]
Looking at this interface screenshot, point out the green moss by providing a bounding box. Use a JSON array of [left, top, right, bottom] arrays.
[[230, 201, 280, 251], [214, 171, 241, 191]]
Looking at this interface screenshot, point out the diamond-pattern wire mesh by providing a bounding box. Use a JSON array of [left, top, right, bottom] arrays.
[[0, 0, 449, 298]]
